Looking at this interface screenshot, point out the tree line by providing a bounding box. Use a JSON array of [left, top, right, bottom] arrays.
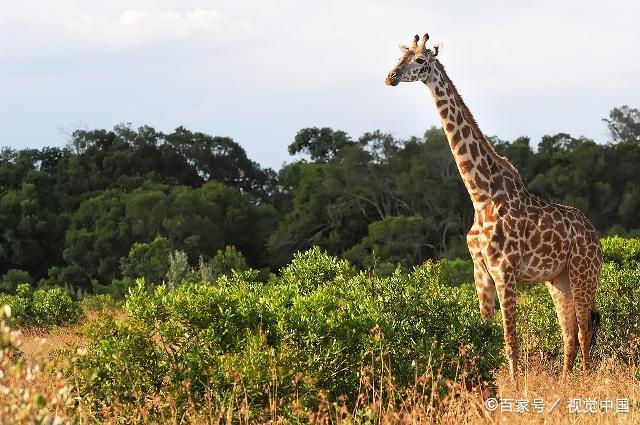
[[1, 106, 639, 291]]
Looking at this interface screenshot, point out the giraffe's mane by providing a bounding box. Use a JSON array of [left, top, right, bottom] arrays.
[[433, 60, 524, 186]]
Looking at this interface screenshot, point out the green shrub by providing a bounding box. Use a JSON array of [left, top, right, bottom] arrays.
[[440, 258, 474, 286], [80, 294, 119, 312], [71, 251, 503, 420], [593, 262, 640, 364], [517, 285, 562, 362], [15, 283, 33, 299], [30, 287, 81, 326], [166, 250, 192, 286], [601, 235, 640, 266], [93, 277, 136, 299], [0, 294, 30, 326], [280, 246, 355, 294], [0, 285, 80, 327]]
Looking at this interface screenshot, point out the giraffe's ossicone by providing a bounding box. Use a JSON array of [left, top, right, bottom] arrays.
[[385, 33, 603, 378]]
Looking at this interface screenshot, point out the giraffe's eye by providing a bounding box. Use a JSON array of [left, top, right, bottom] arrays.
[[415, 58, 426, 64]]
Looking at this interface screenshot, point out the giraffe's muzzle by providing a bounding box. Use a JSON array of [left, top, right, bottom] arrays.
[[385, 72, 399, 86]]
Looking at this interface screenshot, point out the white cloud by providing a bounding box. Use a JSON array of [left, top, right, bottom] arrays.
[[63, 8, 248, 47]]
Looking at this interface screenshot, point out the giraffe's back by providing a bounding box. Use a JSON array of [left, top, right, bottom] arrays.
[[517, 195, 601, 283]]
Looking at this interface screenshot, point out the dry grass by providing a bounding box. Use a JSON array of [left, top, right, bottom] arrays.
[[2, 312, 639, 424], [0, 325, 77, 423], [486, 361, 640, 425]]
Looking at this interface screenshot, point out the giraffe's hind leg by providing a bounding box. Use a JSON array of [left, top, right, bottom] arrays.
[[546, 269, 578, 377], [569, 265, 598, 372], [568, 234, 601, 372]]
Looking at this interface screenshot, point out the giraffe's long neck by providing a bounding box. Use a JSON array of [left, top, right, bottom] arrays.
[[424, 61, 525, 209]]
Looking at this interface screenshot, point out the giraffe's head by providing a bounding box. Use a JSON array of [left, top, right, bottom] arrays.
[[385, 34, 441, 86]]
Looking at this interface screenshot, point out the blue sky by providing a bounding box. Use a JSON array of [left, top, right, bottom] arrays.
[[1, 0, 639, 169]]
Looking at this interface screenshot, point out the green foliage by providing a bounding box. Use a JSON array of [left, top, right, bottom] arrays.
[[345, 215, 438, 269], [167, 250, 191, 286], [604, 105, 640, 144], [288, 127, 353, 162], [79, 294, 119, 312], [439, 258, 474, 286], [71, 251, 503, 419], [0, 286, 80, 326], [0, 269, 32, 293], [120, 235, 171, 283], [62, 181, 276, 288], [517, 285, 562, 361], [30, 287, 81, 326], [15, 283, 32, 299], [208, 245, 249, 279], [601, 235, 640, 266], [593, 263, 640, 364], [280, 246, 354, 294], [0, 294, 29, 324], [92, 277, 136, 299], [2, 109, 640, 294]]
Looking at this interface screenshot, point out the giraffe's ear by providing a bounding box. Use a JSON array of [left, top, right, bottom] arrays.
[[433, 42, 443, 57], [399, 45, 410, 52]]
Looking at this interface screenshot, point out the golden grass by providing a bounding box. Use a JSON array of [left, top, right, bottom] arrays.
[[2, 312, 638, 424]]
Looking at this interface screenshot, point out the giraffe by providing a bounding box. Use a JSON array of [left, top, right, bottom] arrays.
[[385, 34, 603, 378]]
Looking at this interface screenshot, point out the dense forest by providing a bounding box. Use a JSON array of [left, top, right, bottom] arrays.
[[1, 106, 639, 293]]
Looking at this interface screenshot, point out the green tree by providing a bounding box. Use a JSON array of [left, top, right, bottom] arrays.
[[0, 182, 64, 278], [120, 236, 171, 284], [604, 105, 640, 143], [166, 126, 276, 198], [345, 215, 438, 269], [288, 127, 353, 162]]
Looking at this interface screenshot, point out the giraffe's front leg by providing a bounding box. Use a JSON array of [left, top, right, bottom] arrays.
[[473, 261, 496, 320], [488, 266, 520, 378], [468, 231, 496, 320]]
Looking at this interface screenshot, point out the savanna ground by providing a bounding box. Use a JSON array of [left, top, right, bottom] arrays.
[[1, 238, 639, 424]]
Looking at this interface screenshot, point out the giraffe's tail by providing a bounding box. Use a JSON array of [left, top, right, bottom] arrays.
[[590, 308, 601, 354]]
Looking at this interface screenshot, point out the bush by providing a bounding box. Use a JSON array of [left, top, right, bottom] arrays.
[[30, 287, 81, 326], [92, 277, 136, 299], [80, 294, 120, 312], [601, 235, 640, 266], [280, 246, 355, 294], [593, 262, 640, 364], [517, 285, 562, 362], [0, 294, 30, 325], [71, 250, 503, 420], [0, 285, 80, 327], [440, 258, 474, 286]]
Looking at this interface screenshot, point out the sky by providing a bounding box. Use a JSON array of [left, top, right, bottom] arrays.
[[1, 0, 639, 170]]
